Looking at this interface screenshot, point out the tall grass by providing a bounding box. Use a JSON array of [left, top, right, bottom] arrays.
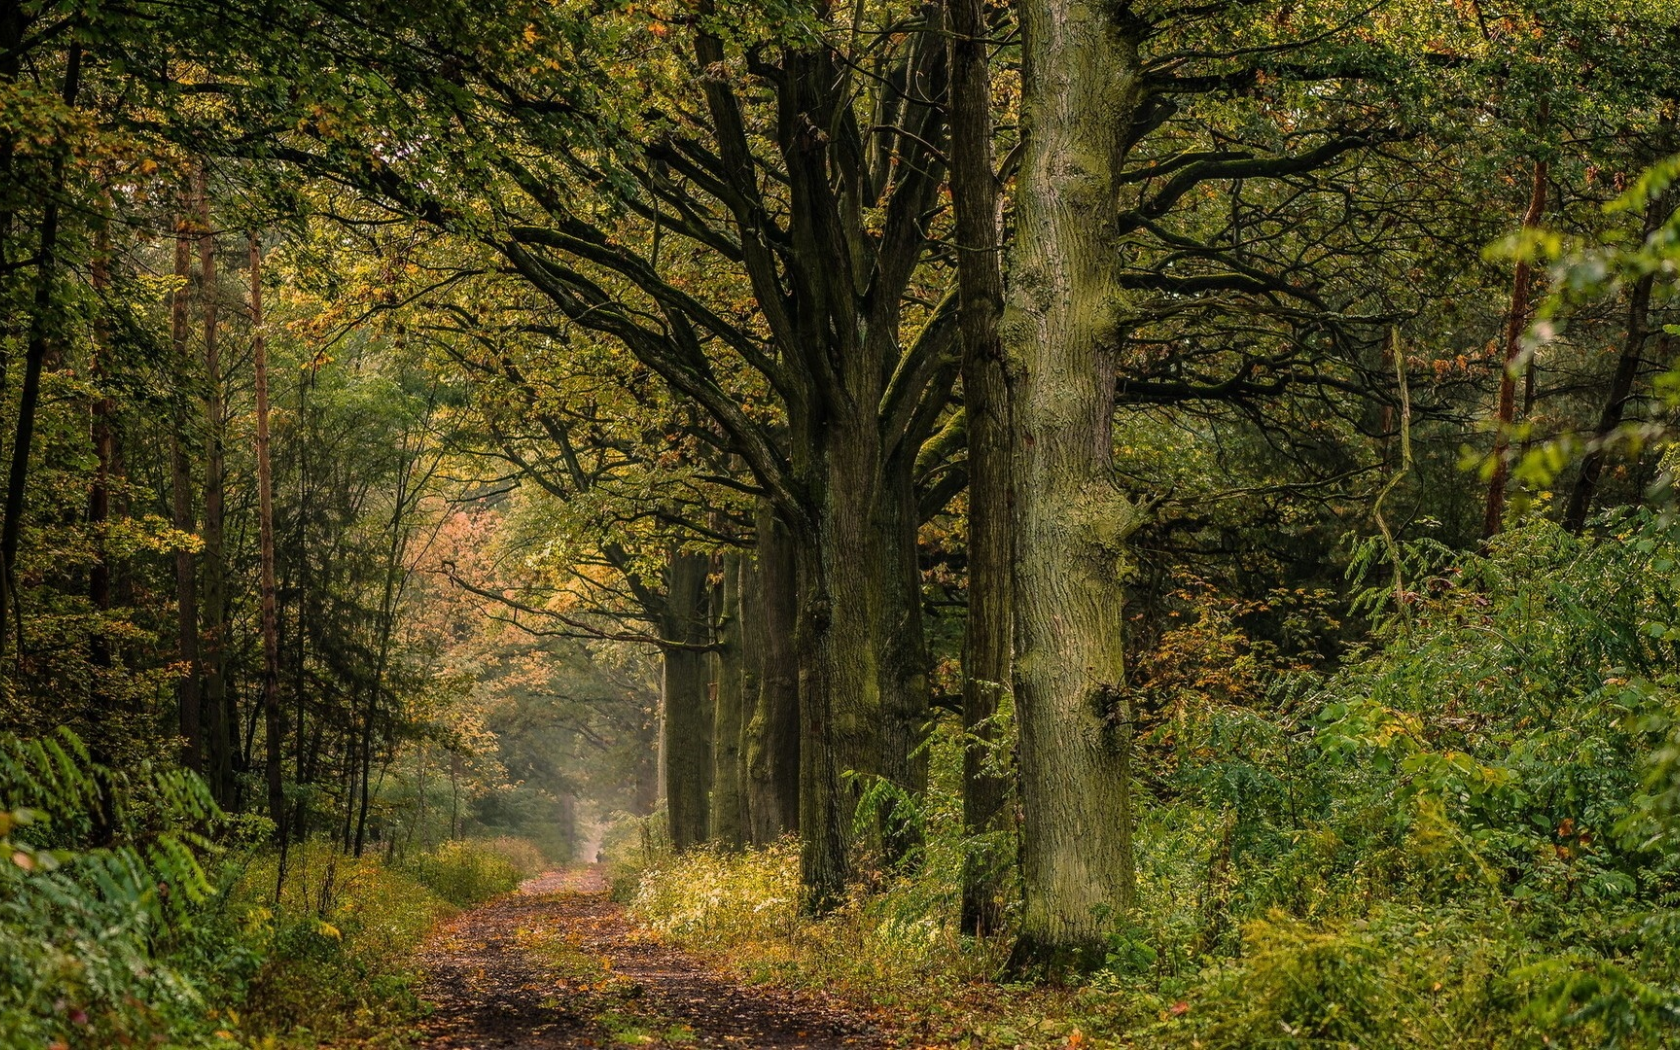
[[235, 835, 546, 1043]]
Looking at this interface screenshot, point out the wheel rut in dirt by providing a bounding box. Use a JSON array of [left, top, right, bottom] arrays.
[[418, 866, 885, 1049]]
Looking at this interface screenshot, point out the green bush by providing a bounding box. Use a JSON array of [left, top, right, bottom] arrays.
[[629, 513, 1680, 1049], [397, 836, 540, 906], [0, 728, 554, 1048], [233, 841, 451, 1044], [0, 729, 252, 1049]]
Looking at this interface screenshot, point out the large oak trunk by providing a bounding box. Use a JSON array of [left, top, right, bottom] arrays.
[[794, 409, 933, 900], [1003, 0, 1142, 973], [875, 447, 931, 862]]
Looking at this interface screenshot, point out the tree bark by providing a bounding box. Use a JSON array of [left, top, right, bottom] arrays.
[[1564, 189, 1670, 532], [738, 540, 769, 842], [709, 552, 748, 849], [169, 184, 203, 773], [88, 192, 118, 674], [198, 175, 232, 805], [251, 233, 287, 847], [794, 530, 852, 906], [875, 448, 931, 863], [746, 500, 800, 843], [1002, 0, 1142, 974], [662, 549, 713, 850], [1483, 156, 1549, 539], [949, 0, 1013, 937]]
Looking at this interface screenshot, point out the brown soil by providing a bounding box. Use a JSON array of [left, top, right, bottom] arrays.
[[417, 867, 887, 1050]]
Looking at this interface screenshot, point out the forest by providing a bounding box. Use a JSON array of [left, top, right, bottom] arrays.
[[3, 0, 1680, 1047]]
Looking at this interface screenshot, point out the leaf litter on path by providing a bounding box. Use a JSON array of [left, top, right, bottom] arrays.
[[418, 866, 886, 1050]]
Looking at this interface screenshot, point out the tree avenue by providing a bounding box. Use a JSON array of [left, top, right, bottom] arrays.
[[5, 0, 1680, 1043]]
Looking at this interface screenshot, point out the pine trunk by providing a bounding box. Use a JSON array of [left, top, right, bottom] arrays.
[[169, 189, 203, 774], [250, 234, 287, 845], [88, 196, 118, 674], [197, 179, 232, 805]]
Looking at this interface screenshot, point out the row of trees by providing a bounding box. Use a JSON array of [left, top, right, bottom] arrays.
[[2, 0, 1677, 971]]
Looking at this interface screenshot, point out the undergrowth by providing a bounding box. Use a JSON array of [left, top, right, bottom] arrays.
[[630, 513, 1680, 1050], [0, 731, 545, 1049]]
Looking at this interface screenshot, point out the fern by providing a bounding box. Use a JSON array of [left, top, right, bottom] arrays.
[[0, 728, 244, 1046]]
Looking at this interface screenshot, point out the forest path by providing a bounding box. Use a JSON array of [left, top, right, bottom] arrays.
[[416, 866, 885, 1050]]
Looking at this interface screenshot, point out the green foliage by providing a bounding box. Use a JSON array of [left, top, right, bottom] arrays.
[[1132, 513, 1680, 1047], [0, 729, 248, 1048], [398, 835, 543, 906], [630, 515, 1680, 1048], [235, 835, 546, 1045], [0, 727, 551, 1047]]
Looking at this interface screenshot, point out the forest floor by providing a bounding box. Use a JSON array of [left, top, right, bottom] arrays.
[[415, 867, 889, 1050]]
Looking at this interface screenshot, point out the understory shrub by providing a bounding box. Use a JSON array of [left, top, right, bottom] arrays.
[[235, 835, 544, 1043], [397, 834, 542, 905], [0, 728, 547, 1048], [631, 513, 1680, 1049], [0, 729, 252, 1050]]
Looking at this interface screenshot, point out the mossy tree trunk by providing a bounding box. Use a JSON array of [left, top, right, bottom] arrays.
[[876, 445, 931, 862], [1002, 0, 1143, 974], [745, 500, 800, 843], [663, 549, 714, 851], [710, 552, 748, 850]]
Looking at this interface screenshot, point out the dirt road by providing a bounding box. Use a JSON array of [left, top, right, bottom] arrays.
[[416, 867, 885, 1049]]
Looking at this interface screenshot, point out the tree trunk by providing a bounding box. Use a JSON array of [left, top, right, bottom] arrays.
[[746, 500, 800, 843], [794, 408, 892, 903], [794, 529, 852, 907], [949, 0, 1013, 938], [88, 193, 118, 676], [1002, 0, 1142, 974], [739, 541, 768, 842], [1564, 188, 1670, 532], [662, 549, 713, 850], [1483, 156, 1549, 539], [875, 450, 930, 863], [251, 233, 287, 846], [197, 176, 232, 805], [709, 552, 748, 849], [169, 178, 204, 772], [0, 42, 80, 665]]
